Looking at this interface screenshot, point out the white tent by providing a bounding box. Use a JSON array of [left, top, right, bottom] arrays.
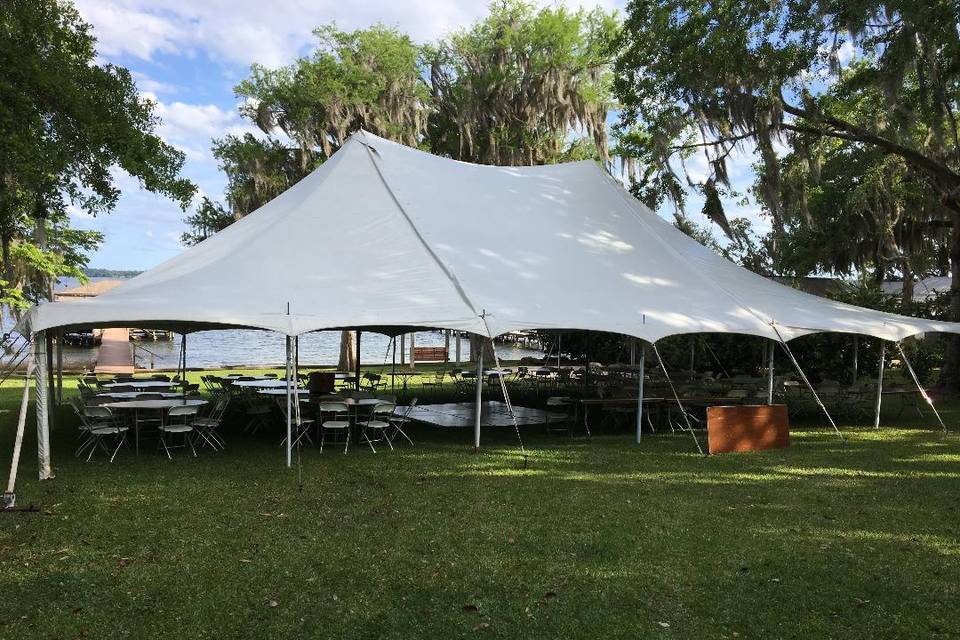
[[21, 130, 960, 477]]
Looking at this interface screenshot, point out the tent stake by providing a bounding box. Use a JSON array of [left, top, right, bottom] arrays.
[[874, 342, 885, 429], [896, 342, 947, 433], [652, 343, 704, 456], [771, 326, 844, 441]]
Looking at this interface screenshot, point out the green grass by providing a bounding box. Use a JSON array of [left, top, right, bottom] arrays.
[[2, 371, 960, 638]]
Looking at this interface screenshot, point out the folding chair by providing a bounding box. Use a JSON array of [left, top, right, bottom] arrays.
[[159, 405, 198, 459], [318, 401, 351, 454], [192, 395, 229, 450], [388, 398, 417, 446], [79, 405, 128, 462], [357, 402, 396, 453]]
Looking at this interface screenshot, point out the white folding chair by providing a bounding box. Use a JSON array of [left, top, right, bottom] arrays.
[[388, 398, 417, 446], [357, 402, 396, 453], [160, 405, 198, 459], [318, 401, 351, 453]]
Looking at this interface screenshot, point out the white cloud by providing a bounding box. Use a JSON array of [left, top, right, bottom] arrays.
[[132, 71, 177, 95], [74, 0, 625, 67]]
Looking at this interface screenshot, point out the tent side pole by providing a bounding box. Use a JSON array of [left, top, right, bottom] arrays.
[[285, 336, 292, 468], [410, 332, 416, 370], [874, 342, 885, 429], [455, 332, 461, 364], [46, 331, 55, 431], [35, 332, 52, 479], [767, 340, 775, 405], [636, 345, 645, 445], [474, 345, 483, 451], [772, 329, 844, 440], [55, 329, 63, 405], [652, 343, 705, 455], [896, 342, 948, 433]]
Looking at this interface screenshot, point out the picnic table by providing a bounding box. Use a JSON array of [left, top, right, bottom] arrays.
[[101, 380, 175, 390]]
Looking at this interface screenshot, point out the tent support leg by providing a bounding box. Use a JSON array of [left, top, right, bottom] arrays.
[[474, 346, 483, 451], [772, 327, 844, 441], [874, 342, 885, 429], [767, 340, 775, 405], [652, 343, 704, 456], [897, 342, 947, 433], [636, 345, 645, 445], [4, 358, 35, 508]]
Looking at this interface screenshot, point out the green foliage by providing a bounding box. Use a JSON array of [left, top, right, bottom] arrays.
[[611, 0, 960, 236], [0, 0, 195, 304], [181, 198, 237, 246], [426, 0, 617, 165]]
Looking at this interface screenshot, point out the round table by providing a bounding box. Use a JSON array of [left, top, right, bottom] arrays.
[[97, 391, 184, 400], [101, 398, 207, 453], [223, 374, 275, 381], [102, 380, 176, 390], [258, 388, 310, 396]]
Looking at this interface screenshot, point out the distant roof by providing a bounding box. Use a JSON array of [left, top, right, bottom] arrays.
[[55, 279, 125, 299], [881, 276, 950, 301]]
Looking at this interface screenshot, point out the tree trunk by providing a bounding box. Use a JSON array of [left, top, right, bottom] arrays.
[[32, 212, 54, 302], [941, 208, 960, 390], [901, 257, 914, 314], [337, 329, 355, 372]]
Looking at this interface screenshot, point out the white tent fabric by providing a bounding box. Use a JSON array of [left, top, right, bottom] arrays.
[[22, 130, 960, 343]]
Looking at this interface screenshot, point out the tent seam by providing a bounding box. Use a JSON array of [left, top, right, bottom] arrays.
[[359, 138, 486, 334]]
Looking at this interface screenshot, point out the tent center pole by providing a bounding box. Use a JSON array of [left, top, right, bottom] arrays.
[[355, 329, 361, 391], [874, 342, 885, 429]]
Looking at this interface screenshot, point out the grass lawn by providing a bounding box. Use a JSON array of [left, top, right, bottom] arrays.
[[2, 370, 960, 638]]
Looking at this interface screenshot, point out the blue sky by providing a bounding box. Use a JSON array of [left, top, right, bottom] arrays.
[[70, 0, 768, 270]]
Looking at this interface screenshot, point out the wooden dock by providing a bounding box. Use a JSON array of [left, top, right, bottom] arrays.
[[94, 328, 134, 374]]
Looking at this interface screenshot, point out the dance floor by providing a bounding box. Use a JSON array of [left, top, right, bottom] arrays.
[[406, 401, 564, 428]]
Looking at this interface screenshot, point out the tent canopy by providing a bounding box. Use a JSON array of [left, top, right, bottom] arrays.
[[23, 130, 960, 343]]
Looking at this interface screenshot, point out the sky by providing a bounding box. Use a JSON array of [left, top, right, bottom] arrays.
[[68, 0, 764, 270]]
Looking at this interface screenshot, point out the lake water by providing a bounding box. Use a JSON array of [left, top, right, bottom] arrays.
[[26, 277, 544, 370]]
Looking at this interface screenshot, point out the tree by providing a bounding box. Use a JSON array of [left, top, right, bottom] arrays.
[[426, 0, 617, 165], [611, 0, 960, 383], [0, 0, 195, 312]]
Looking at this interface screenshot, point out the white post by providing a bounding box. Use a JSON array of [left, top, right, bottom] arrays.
[[767, 340, 775, 405], [474, 343, 484, 450], [636, 345, 645, 444], [34, 332, 52, 479], [285, 336, 292, 467]]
